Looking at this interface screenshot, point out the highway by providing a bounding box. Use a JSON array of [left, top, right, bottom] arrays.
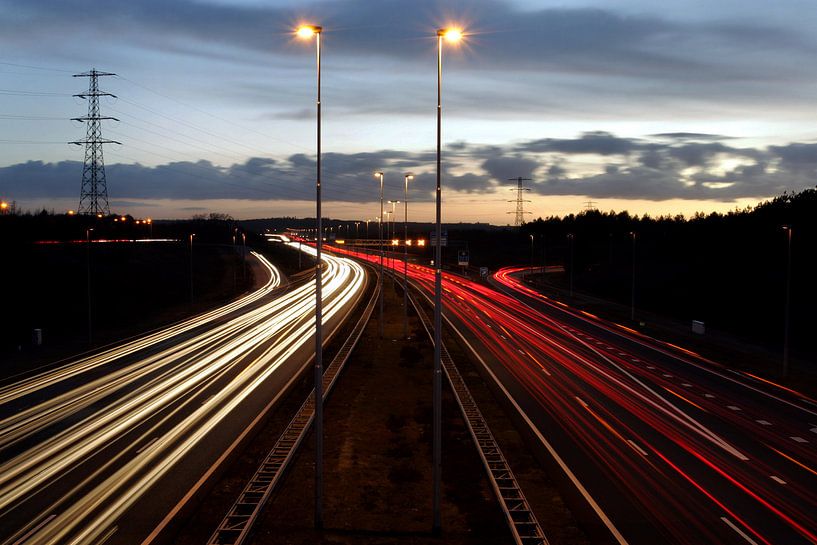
[[0, 245, 366, 545], [336, 246, 817, 545]]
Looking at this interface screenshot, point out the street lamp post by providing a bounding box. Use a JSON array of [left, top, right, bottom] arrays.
[[355, 221, 360, 239], [567, 233, 574, 298], [383, 211, 391, 267], [375, 172, 385, 337], [529, 234, 534, 278], [388, 200, 400, 241], [86, 227, 94, 346], [404, 174, 413, 338], [189, 233, 195, 305], [242, 232, 247, 286], [630, 231, 636, 322], [297, 23, 324, 529], [432, 26, 462, 534], [783, 225, 792, 378]]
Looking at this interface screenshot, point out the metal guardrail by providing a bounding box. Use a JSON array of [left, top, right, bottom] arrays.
[[207, 272, 379, 545], [408, 289, 549, 545]]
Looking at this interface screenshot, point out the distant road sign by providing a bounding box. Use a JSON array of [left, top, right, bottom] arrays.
[[457, 250, 469, 266], [429, 230, 448, 247], [479, 267, 489, 278]]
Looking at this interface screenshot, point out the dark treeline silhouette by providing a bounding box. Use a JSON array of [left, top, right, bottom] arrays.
[[512, 189, 816, 364]]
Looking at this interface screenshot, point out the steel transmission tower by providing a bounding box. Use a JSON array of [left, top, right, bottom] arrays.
[[507, 176, 532, 226], [71, 69, 120, 216]]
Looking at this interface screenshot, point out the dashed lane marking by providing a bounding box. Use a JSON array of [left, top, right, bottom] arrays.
[[627, 439, 649, 456], [721, 516, 759, 545]]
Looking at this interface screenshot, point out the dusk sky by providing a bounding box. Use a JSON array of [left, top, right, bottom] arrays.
[[3, 0, 817, 223]]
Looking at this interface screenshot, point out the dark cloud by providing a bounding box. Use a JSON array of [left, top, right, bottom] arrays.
[[666, 142, 734, 167], [518, 132, 642, 156], [5, 133, 817, 205], [3, 0, 812, 84], [768, 143, 817, 173], [650, 132, 734, 141], [481, 156, 538, 181]]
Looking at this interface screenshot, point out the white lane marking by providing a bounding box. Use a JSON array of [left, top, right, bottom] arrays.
[[756, 419, 772, 426], [11, 515, 56, 545], [727, 405, 742, 411], [682, 383, 692, 387], [136, 437, 159, 454], [810, 426, 817, 435], [770, 476, 787, 485], [791, 436, 809, 443], [662, 374, 673, 378], [518, 349, 526, 355], [721, 516, 759, 545], [443, 316, 631, 545], [541, 367, 552, 376], [632, 358, 640, 363], [646, 365, 655, 370], [704, 393, 715, 398], [575, 396, 589, 408], [617, 352, 626, 356], [627, 439, 649, 456], [494, 279, 817, 419], [500, 334, 507, 340]]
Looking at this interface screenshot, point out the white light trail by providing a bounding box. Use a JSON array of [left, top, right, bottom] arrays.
[[0, 247, 366, 545]]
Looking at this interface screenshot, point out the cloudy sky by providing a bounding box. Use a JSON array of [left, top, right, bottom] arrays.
[[2, 0, 817, 223]]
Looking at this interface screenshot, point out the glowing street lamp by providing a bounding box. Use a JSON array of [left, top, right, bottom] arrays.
[[432, 25, 463, 534], [375, 172, 385, 338], [296, 22, 325, 529]]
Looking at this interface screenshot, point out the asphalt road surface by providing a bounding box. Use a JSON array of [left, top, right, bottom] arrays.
[[335, 245, 817, 545], [0, 245, 366, 545]]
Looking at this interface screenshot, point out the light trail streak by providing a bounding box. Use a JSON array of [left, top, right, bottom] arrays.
[[328, 246, 817, 544], [0, 246, 366, 545]]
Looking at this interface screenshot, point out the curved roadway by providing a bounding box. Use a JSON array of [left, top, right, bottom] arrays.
[[0, 246, 366, 545]]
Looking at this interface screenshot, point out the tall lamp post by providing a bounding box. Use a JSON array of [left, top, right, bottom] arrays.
[[529, 234, 534, 278], [630, 231, 636, 321], [86, 227, 94, 346], [404, 174, 413, 338], [782, 225, 792, 378], [433, 26, 463, 534], [567, 233, 575, 298], [375, 172, 385, 337], [388, 200, 400, 241], [189, 233, 195, 305], [297, 23, 324, 530]]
